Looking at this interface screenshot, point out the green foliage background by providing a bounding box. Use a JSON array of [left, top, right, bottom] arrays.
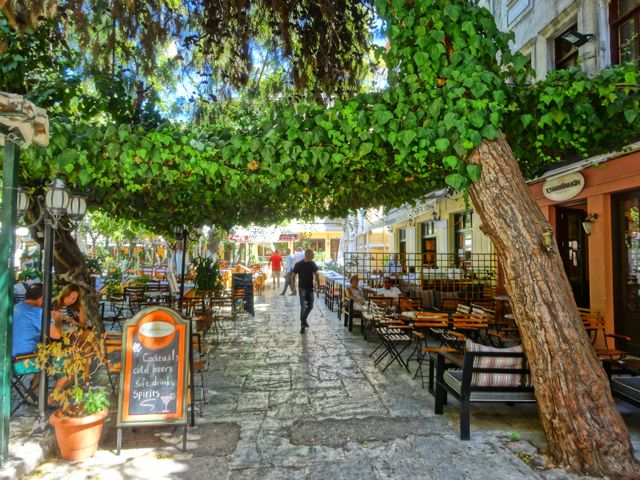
[[1, 0, 639, 233]]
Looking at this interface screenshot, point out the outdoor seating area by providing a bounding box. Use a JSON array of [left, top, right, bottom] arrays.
[[9, 260, 261, 422], [316, 250, 640, 441]]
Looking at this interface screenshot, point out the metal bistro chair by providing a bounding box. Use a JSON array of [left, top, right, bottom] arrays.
[[11, 353, 40, 415], [368, 303, 412, 372], [124, 285, 146, 314]]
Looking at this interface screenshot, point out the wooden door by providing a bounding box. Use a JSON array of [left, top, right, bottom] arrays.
[[556, 207, 590, 308], [614, 190, 640, 355]]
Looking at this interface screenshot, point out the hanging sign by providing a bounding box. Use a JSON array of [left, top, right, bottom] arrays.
[[117, 307, 189, 426], [278, 233, 299, 241], [542, 172, 585, 202]]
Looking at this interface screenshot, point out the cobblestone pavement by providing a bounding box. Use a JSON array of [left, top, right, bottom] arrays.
[[22, 284, 639, 479]]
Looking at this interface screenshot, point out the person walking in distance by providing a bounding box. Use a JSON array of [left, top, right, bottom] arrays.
[[291, 249, 320, 334], [268, 249, 283, 289], [280, 248, 296, 295], [293, 246, 304, 265]]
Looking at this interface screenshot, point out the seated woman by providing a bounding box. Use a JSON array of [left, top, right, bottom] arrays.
[[53, 284, 86, 330], [346, 274, 367, 312]]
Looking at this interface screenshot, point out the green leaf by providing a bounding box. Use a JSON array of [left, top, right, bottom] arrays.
[[360, 142, 373, 155], [429, 43, 446, 61], [481, 124, 500, 139], [399, 130, 417, 147], [624, 109, 638, 124], [443, 3, 461, 21], [521, 114, 534, 128], [445, 173, 467, 190], [443, 155, 459, 169], [461, 21, 475, 36], [413, 51, 430, 67], [466, 164, 482, 182], [625, 70, 637, 85], [435, 138, 450, 152], [469, 112, 484, 128], [373, 110, 394, 126]]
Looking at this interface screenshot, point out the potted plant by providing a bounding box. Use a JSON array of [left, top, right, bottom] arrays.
[[192, 256, 224, 295], [36, 329, 110, 461]]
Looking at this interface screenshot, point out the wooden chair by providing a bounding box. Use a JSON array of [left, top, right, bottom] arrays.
[[190, 332, 209, 415], [124, 286, 146, 314], [451, 313, 489, 342], [456, 303, 471, 314], [212, 296, 235, 336], [368, 295, 394, 310], [441, 297, 463, 312], [581, 312, 629, 360], [470, 298, 495, 311], [232, 289, 250, 323], [398, 296, 422, 313], [104, 334, 123, 397], [410, 312, 456, 389]]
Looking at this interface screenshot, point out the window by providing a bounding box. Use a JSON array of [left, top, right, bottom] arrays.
[[421, 222, 437, 268], [555, 24, 579, 70], [454, 211, 473, 267], [610, 0, 640, 63]]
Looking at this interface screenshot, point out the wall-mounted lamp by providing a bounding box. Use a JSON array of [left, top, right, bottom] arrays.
[[541, 227, 554, 252], [408, 218, 416, 227], [582, 213, 599, 236], [560, 31, 595, 48], [386, 225, 393, 233], [431, 211, 440, 222]]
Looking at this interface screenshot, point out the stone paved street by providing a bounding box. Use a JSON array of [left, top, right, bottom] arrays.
[[24, 285, 637, 479]]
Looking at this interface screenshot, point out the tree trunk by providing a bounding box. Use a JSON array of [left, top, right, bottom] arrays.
[[25, 205, 101, 330], [467, 137, 639, 478]]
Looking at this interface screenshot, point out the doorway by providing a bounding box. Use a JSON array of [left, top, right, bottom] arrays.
[[556, 206, 590, 308], [613, 190, 640, 355]]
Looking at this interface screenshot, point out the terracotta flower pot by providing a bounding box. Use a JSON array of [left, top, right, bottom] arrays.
[[49, 408, 108, 461]]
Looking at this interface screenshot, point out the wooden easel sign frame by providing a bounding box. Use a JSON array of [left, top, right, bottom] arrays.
[[116, 307, 190, 453]]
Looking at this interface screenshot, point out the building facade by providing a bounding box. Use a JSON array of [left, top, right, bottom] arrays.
[[347, 1, 640, 352]]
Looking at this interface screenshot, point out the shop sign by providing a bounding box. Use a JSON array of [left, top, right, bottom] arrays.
[[228, 234, 249, 242], [542, 172, 585, 202], [278, 233, 299, 241]]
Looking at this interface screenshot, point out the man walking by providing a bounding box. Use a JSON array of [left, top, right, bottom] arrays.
[[280, 248, 296, 295], [291, 249, 320, 334], [268, 249, 283, 289], [293, 246, 304, 264]]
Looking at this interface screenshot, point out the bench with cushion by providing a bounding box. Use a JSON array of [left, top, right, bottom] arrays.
[[610, 376, 640, 408], [434, 340, 535, 440]]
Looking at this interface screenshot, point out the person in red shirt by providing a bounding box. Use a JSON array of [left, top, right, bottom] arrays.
[[268, 250, 283, 289]]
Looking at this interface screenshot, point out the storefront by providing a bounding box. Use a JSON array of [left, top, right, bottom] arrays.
[[529, 148, 640, 355]]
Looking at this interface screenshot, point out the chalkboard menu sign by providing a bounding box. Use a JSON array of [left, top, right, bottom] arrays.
[[232, 273, 255, 316], [117, 307, 190, 426]]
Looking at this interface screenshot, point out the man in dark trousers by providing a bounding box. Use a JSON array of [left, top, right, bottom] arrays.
[[291, 249, 320, 334]]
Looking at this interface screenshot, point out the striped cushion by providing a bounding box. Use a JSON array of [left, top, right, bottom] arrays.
[[466, 340, 525, 387]]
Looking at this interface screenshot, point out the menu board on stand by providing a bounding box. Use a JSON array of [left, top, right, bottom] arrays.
[[116, 307, 190, 454], [232, 273, 255, 315]]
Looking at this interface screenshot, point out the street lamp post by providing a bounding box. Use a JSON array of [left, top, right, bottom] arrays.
[[173, 225, 201, 427], [173, 225, 201, 308], [16, 179, 87, 418], [0, 91, 49, 465]]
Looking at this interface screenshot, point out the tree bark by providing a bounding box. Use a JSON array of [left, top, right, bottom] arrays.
[[467, 137, 639, 478]]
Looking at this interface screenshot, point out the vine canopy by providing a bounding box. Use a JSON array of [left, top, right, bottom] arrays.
[[5, 0, 640, 232]]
